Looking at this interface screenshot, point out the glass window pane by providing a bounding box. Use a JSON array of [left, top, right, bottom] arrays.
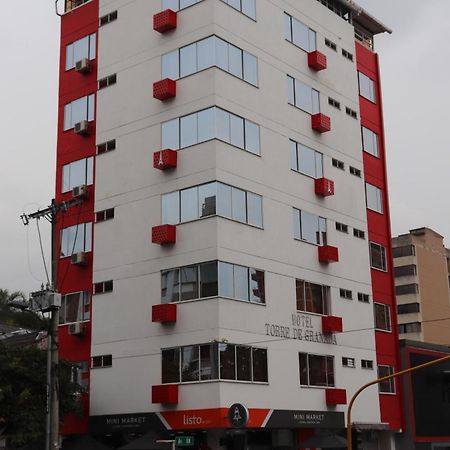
[[66, 44, 74, 70], [83, 291, 91, 321], [217, 183, 232, 218], [295, 80, 312, 113], [180, 266, 199, 301], [366, 183, 383, 213], [308, 29, 317, 51], [236, 346, 252, 381], [228, 0, 240, 10], [287, 76, 295, 105], [219, 262, 234, 298], [86, 157, 93, 186], [84, 223, 92, 252], [180, 112, 198, 148], [162, 0, 178, 10], [290, 141, 298, 171], [243, 52, 258, 85], [292, 18, 309, 51], [215, 108, 231, 143], [249, 269, 265, 303], [71, 97, 88, 126], [162, 191, 180, 225], [181, 186, 198, 222], [161, 269, 180, 303], [69, 159, 86, 189], [308, 354, 328, 386], [230, 114, 245, 148], [293, 208, 301, 240], [359, 72, 375, 102], [162, 119, 180, 150], [301, 210, 319, 244], [199, 182, 217, 218], [296, 279, 305, 311], [362, 126, 379, 157], [65, 292, 82, 323], [89, 34, 96, 59], [234, 264, 249, 301], [162, 348, 180, 383], [252, 348, 268, 382], [200, 262, 218, 297], [180, 43, 197, 77], [319, 217, 327, 246], [219, 343, 236, 380], [215, 37, 229, 71], [181, 346, 199, 382], [247, 192, 262, 227], [73, 36, 89, 65], [64, 104, 72, 131], [197, 107, 215, 143], [312, 90, 320, 114], [197, 36, 215, 71], [162, 50, 179, 80], [88, 95, 95, 121], [315, 152, 323, 178], [284, 13, 292, 41], [228, 44, 243, 78], [244, 120, 260, 154], [299, 353, 308, 385], [241, 0, 256, 19], [200, 344, 219, 380], [298, 144, 317, 178], [326, 356, 335, 387], [62, 165, 71, 193], [232, 187, 247, 223]]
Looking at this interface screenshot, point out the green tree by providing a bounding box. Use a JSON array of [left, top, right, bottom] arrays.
[[0, 342, 82, 448]]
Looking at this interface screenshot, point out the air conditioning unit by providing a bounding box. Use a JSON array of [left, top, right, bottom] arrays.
[[72, 185, 88, 199], [75, 58, 91, 74], [74, 120, 89, 136], [71, 252, 87, 266], [68, 322, 85, 336]]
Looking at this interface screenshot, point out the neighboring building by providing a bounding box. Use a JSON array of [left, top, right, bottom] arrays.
[[392, 228, 450, 345], [396, 340, 450, 450], [55, 0, 402, 448]]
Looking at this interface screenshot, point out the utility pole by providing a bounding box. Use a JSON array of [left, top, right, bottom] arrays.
[[21, 198, 83, 450]]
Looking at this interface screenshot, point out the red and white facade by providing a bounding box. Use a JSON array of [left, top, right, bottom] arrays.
[[55, 0, 403, 448]]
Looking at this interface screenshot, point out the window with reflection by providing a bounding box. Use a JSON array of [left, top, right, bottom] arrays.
[[299, 353, 334, 387], [162, 182, 263, 228], [62, 157, 93, 193], [290, 140, 323, 178], [293, 208, 327, 245], [162, 107, 260, 154], [370, 242, 387, 271], [378, 365, 395, 393], [358, 72, 376, 102], [284, 13, 316, 52], [362, 126, 379, 157], [287, 76, 320, 114], [64, 94, 95, 130], [296, 279, 329, 315], [162, 348, 181, 383], [220, 0, 256, 19], [374, 303, 391, 332], [59, 291, 90, 324], [162, 0, 203, 11], [60, 223, 92, 257], [365, 183, 383, 213], [66, 34, 96, 70]]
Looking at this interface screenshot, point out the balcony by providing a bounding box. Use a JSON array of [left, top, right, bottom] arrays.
[[153, 9, 177, 33]]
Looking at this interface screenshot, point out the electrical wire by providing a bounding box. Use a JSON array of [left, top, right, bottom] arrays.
[[25, 225, 44, 283], [36, 219, 50, 285]]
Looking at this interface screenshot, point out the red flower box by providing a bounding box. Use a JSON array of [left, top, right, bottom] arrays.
[[153, 149, 177, 170], [153, 9, 177, 33], [322, 315, 343, 334], [152, 304, 177, 323], [308, 51, 327, 71], [152, 384, 179, 404], [326, 388, 347, 405], [153, 79, 176, 101], [152, 225, 176, 245], [311, 113, 331, 133], [315, 177, 335, 197], [318, 245, 339, 263]]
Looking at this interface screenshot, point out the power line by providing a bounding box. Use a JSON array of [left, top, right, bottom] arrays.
[[36, 219, 50, 285]]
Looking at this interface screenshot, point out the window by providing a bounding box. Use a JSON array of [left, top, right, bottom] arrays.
[[296, 279, 329, 315], [162, 0, 203, 11], [358, 72, 376, 102], [93, 280, 113, 295], [361, 359, 373, 370], [96, 208, 115, 223], [398, 303, 420, 314], [299, 353, 334, 387], [162, 107, 260, 155], [290, 140, 323, 178], [350, 166, 361, 177], [64, 94, 95, 130], [374, 303, 391, 332], [362, 126, 379, 157], [62, 157, 93, 193], [284, 13, 316, 52], [332, 158, 344, 170], [293, 208, 327, 246], [59, 291, 90, 324], [287, 76, 320, 114], [395, 284, 419, 295], [342, 49, 353, 61], [99, 11, 117, 26], [161, 343, 268, 383], [70, 361, 89, 392], [392, 245, 415, 258], [220, 0, 256, 19], [370, 242, 387, 271], [353, 228, 365, 239], [92, 355, 112, 368], [65, 0, 90, 13], [345, 107, 357, 119], [399, 322, 422, 334], [162, 182, 263, 228], [162, 36, 258, 86], [325, 38, 337, 51], [66, 33, 96, 70], [97, 139, 116, 155], [98, 74, 117, 89], [60, 223, 92, 257], [335, 222, 348, 233], [162, 261, 265, 304], [342, 357, 355, 368], [358, 293, 370, 303], [365, 183, 383, 213], [328, 97, 340, 110], [339, 289, 352, 300], [378, 365, 395, 393], [394, 265, 417, 277]]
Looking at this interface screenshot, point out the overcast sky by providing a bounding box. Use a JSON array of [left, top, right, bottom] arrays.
[[1, 0, 449, 295]]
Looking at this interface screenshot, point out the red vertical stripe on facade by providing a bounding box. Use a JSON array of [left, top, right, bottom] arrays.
[[356, 42, 404, 431], [56, 0, 99, 435]]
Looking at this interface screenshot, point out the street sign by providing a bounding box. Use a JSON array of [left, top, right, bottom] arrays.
[[175, 436, 194, 447]]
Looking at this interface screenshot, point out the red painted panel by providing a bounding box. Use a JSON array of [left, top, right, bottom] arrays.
[[322, 316, 343, 334], [311, 113, 331, 133], [152, 385, 179, 404], [153, 78, 177, 101], [152, 304, 177, 323], [325, 388, 347, 405], [308, 51, 327, 71], [153, 149, 178, 170], [152, 224, 177, 245], [318, 245, 339, 263], [153, 9, 177, 33], [314, 177, 335, 197]]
